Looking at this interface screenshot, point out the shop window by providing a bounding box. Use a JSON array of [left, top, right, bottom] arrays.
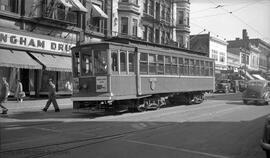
[[172, 57, 178, 75], [111, 51, 118, 72], [0, 0, 19, 13], [179, 58, 184, 75], [140, 53, 148, 74], [184, 59, 189, 75], [94, 50, 107, 75], [81, 53, 93, 76], [157, 55, 164, 75], [165, 56, 171, 75], [149, 54, 156, 74], [132, 19, 138, 37], [58, 72, 72, 92], [129, 52, 135, 73], [121, 17, 128, 35]]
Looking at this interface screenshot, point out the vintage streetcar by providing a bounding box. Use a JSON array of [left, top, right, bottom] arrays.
[[71, 38, 215, 112]]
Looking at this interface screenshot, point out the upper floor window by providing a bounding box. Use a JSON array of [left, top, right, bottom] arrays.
[[143, 0, 148, 13], [132, 19, 138, 37], [211, 50, 218, 61], [143, 25, 148, 41], [121, 0, 138, 5], [178, 11, 184, 24], [149, 0, 154, 16], [121, 17, 129, 35], [0, 0, 19, 13], [219, 52, 225, 63]]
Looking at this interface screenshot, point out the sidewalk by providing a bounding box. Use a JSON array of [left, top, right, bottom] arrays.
[[2, 97, 73, 113]]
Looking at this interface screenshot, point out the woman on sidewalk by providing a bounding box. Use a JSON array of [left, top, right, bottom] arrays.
[[15, 79, 24, 103], [0, 77, 9, 114]]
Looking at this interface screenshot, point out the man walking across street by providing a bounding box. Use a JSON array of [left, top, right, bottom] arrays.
[[0, 77, 9, 114], [42, 79, 60, 112]]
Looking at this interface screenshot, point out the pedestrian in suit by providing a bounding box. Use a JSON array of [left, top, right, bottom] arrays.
[[0, 77, 9, 114], [42, 79, 60, 112]]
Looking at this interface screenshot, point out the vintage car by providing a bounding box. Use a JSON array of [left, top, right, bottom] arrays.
[[215, 79, 231, 93], [261, 115, 270, 158], [242, 80, 270, 105]]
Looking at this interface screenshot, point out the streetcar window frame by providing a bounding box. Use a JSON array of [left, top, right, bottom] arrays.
[[178, 57, 184, 75], [111, 50, 119, 73], [171, 57, 178, 75], [72, 52, 80, 77], [128, 51, 135, 74], [120, 50, 127, 73], [149, 54, 157, 74], [81, 51, 93, 76], [184, 58, 189, 75], [157, 55, 164, 75], [93, 49, 108, 75], [165, 56, 171, 75], [140, 53, 148, 74]]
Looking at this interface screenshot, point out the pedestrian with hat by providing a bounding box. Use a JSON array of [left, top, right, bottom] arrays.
[[42, 78, 60, 112], [0, 77, 9, 114]]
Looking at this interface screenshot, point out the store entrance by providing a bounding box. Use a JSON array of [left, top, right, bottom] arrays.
[[20, 69, 29, 95]]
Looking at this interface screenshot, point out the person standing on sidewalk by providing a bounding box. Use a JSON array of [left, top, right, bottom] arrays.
[[15, 79, 24, 103], [0, 77, 9, 114], [42, 79, 60, 112]]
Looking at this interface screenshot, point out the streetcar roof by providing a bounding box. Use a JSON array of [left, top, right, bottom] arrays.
[[73, 41, 213, 61]]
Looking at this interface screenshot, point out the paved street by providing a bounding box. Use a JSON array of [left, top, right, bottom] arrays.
[[0, 93, 270, 158]]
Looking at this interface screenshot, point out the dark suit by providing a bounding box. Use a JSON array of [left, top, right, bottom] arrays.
[[44, 82, 59, 110]]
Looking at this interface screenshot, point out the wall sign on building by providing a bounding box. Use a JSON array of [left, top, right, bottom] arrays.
[[0, 31, 75, 54]]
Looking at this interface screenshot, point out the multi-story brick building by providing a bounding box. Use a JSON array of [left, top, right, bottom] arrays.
[[0, 0, 110, 96]]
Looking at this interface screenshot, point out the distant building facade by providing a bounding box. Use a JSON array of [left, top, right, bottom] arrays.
[[189, 33, 228, 79], [228, 29, 269, 80]]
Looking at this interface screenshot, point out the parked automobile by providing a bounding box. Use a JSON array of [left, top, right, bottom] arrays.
[[215, 79, 231, 93], [261, 115, 270, 158], [242, 80, 270, 105]]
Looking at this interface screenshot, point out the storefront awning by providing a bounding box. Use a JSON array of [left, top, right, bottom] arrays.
[[69, 0, 88, 13], [30, 53, 72, 72], [252, 74, 266, 80], [91, 4, 108, 19], [0, 49, 42, 69]]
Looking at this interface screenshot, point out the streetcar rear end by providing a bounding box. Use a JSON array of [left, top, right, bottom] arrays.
[[71, 42, 137, 111]]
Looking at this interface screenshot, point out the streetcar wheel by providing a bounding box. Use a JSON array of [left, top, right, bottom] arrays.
[[137, 103, 146, 112]]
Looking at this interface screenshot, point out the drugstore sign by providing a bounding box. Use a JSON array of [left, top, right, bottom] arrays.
[[0, 31, 75, 53]]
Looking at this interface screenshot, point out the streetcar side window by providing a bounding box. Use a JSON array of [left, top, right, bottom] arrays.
[[189, 59, 194, 76], [140, 53, 148, 74], [149, 54, 157, 74], [200, 61, 205, 76], [157, 55, 164, 75], [205, 61, 210, 76], [94, 50, 107, 75], [179, 57, 184, 75], [73, 52, 80, 77], [129, 52, 135, 73], [172, 57, 178, 75], [184, 58, 189, 75], [111, 51, 118, 72], [120, 51, 127, 73], [81, 53, 93, 76], [165, 56, 171, 75], [209, 61, 213, 76], [195, 60, 200, 76]]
